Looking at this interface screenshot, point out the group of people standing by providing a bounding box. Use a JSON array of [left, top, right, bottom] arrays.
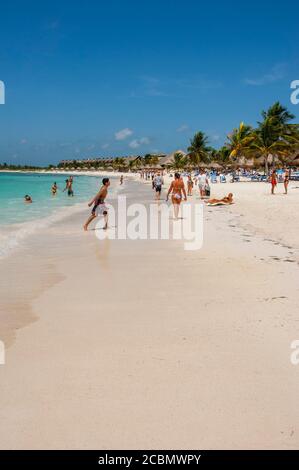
[[186, 171, 210, 198], [150, 170, 232, 220], [270, 169, 290, 195], [24, 176, 74, 203], [51, 176, 74, 196]]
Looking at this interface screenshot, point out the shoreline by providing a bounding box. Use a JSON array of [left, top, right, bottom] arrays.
[[0, 172, 125, 260], [0, 178, 299, 449]]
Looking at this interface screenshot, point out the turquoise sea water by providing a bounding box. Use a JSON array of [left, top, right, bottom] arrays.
[[0, 172, 115, 258], [0, 172, 103, 225]]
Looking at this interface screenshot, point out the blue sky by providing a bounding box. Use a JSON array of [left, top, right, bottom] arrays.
[[0, 0, 298, 165]]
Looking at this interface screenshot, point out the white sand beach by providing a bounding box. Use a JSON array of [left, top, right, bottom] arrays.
[[0, 177, 299, 449]]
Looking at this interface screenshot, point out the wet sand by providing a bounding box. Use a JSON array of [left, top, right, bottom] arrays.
[[0, 179, 299, 449]]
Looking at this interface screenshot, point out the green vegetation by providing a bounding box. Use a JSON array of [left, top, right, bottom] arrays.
[[0, 162, 45, 171], [1, 102, 298, 174]]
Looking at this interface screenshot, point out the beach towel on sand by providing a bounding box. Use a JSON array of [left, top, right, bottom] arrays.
[[206, 202, 233, 206]]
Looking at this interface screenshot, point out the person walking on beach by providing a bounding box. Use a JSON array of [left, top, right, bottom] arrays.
[[83, 178, 110, 231], [153, 172, 164, 200], [271, 170, 277, 195], [51, 182, 58, 196], [284, 169, 290, 194], [198, 170, 208, 198], [120, 175, 124, 185], [187, 175, 193, 196], [166, 173, 187, 220]]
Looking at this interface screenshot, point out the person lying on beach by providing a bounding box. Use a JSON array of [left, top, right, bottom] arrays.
[[206, 193, 233, 205], [83, 178, 110, 231], [166, 173, 187, 220], [24, 195, 32, 203]]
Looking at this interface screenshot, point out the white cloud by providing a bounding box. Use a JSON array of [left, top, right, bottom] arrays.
[[244, 63, 286, 86], [20, 139, 27, 145], [101, 143, 109, 149], [177, 124, 189, 133], [129, 139, 140, 149], [115, 128, 133, 141], [129, 137, 150, 149]]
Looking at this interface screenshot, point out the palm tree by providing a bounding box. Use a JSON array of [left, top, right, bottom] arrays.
[[255, 102, 297, 172], [150, 155, 160, 167], [112, 157, 126, 171], [187, 131, 210, 169], [143, 154, 153, 167], [217, 146, 231, 165], [226, 122, 254, 163], [171, 152, 187, 171], [261, 101, 295, 128], [127, 159, 138, 172], [250, 117, 292, 173]]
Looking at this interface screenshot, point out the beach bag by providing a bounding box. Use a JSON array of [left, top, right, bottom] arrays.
[[205, 185, 211, 197]]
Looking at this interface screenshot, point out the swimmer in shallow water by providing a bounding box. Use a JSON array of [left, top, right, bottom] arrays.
[[51, 182, 58, 195], [24, 195, 32, 203]]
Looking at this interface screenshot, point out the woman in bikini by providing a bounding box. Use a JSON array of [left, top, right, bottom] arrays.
[[51, 182, 58, 196], [166, 173, 187, 220], [206, 193, 233, 205], [187, 175, 193, 196], [283, 169, 290, 194]]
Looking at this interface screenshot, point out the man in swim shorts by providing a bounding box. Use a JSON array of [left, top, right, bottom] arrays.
[[153, 172, 164, 200], [63, 177, 74, 196], [271, 170, 277, 195], [83, 178, 110, 231]]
